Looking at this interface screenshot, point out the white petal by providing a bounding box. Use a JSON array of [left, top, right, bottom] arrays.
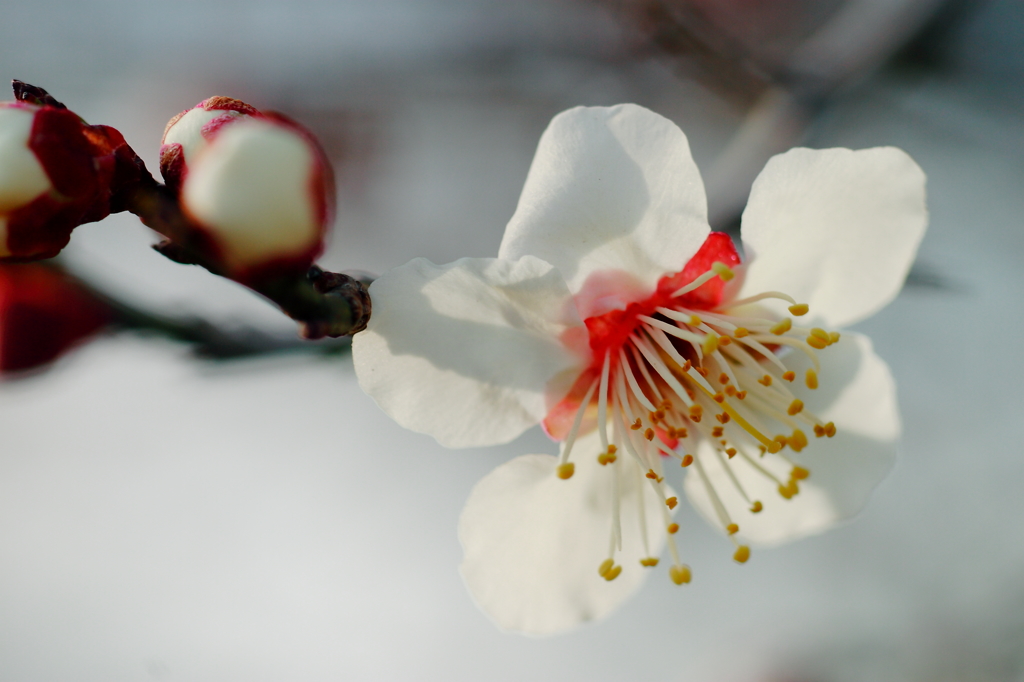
[[684, 333, 898, 545], [459, 434, 670, 635], [739, 147, 927, 327], [352, 256, 586, 448], [499, 104, 710, 296]]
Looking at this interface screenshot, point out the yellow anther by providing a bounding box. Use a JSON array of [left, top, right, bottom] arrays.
[[644, 428, 655, 441], [689, 314, 702, 326], [630, 418, 642, 430], [788, 429, 808, 452], [711, 261, 735, 281], [712, 426, 724, 438], [556, 462, 575, 479], [666, 496, 678, 510], [598, 559, 614, 577], [811, 327, 830, 341], [788, 303, 809, 316], [829, 331, 841, 344], [814, 424, 826, 438], [782, 371, 796, 382], [681, 360, 692, 373], [734, 327, 749, 338], [667, 522, 679, 534], [733, 546, 751, 564], [767, 440, 783, 454], [750, 500, 763, 513], [597, 452, 617, 465], [689, 405, 703, 422], [806, 369, 818, 389], [787, 399, 804, 416], [646, 469, 659, 480], [681, 454, 693, 467], [807, 335, 828, 349], [719, 336, 732, 346], [825, 422, 836, 438], [702, 334, 719, 354], [725, 385, 737, 397], [695, 366, 708, 378], [770, 318, 792, 335], [607, 444, 617, 454], [735, 390, 747, 400], [713, 393, 725, 404], [669, 564, 692, 585], [791, 465, 810, 480], [774, 434, 789, 450], [726, 447, 737, 458], [603, 565, 622, 581], [676, 427, 688, 438], [758, 374, 773, 386], [726, 523, 739, 535], [778, 483, 794, 499], [660, 400, 673, 410], [640, 557, 660, 567], [716, 412, 730, 424], [718, 372, 730, 385]]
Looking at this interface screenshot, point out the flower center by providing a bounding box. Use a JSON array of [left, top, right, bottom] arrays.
[[551, 246, 841, 587]]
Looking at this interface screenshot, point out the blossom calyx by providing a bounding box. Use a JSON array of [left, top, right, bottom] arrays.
[[0, 93, 137, 261], [0, 263, 111, 375], [161, 99, 335, 284]]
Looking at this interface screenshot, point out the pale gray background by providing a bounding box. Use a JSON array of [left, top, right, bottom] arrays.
[[1, 1, 1022, 680]]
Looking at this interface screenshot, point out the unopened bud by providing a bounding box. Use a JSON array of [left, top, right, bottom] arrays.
[[163, 99, 335, 283], [159, 97, 260, 193], [0, 100, 129, 261]]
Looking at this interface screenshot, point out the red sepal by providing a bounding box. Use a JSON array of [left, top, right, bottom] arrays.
[[0, 264, 111, 374]]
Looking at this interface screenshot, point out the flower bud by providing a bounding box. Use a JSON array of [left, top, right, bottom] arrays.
[[159, 97, 260, 193], [0, 101, 129, 261], [0, 263, 111, 375], [161, 99, 334, 283]]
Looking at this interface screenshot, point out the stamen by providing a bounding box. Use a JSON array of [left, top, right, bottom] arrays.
[[556, 463, 575, 479], [770, 319, 792, 335], [788, 303, 809, 316], [618, 348, 656, 412], [725, 290, 797, 308], [671, 267, 723, 297], [556, 378, 599, 468], [628, 343, 665, 405], [805, 369, 818, 389], [668, 523, 679, 534], [711, 262, 734, 281], [691, 454, 736, 534], [733, 546, 751, 563], [596, 352, 612, 453], [669, 564, 692, 585]]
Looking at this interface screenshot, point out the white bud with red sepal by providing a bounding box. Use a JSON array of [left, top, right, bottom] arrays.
[[0, 101, 129, 261], [160, 98, 334, 284]]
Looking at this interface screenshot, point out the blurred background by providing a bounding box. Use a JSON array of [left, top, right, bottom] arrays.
[[1, 0, 1023, 680]]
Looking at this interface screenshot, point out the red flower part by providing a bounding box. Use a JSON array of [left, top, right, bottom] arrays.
[[0, 102, 133, 261], [0, 263, 111, 374]]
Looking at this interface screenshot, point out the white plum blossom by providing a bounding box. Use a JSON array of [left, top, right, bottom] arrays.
[[353, 104, 927, 635]]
